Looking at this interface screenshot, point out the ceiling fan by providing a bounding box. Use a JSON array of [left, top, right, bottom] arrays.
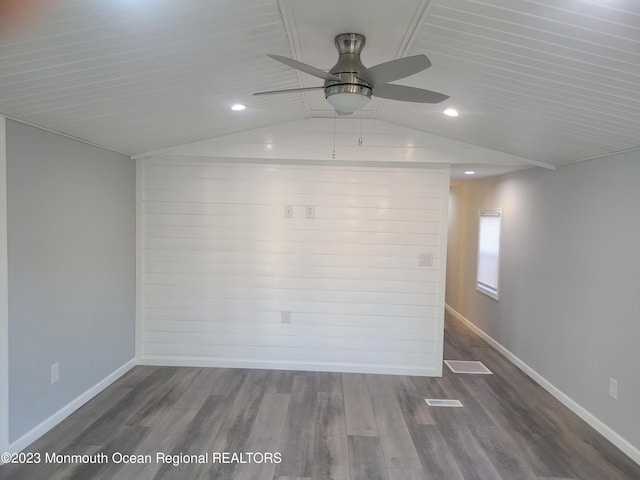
[[254, 33, 448, 114]]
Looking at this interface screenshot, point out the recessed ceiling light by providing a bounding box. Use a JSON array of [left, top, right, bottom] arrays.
[[444, 108, 459, 117], [464, 171, 476, 175], [231, 104, 246, 111]]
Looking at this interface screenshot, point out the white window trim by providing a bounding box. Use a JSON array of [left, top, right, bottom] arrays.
[[476, 208, 501, 301]]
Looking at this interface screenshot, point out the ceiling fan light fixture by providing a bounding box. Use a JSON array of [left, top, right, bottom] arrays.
[[326, 92, 371, 113], [325, 83, 372, 113]]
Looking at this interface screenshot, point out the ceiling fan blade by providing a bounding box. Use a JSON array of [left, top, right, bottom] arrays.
[[268, 54, 341, 82], [373, 84, 448, 103], [359, 54, 431, 86], [253, 86, 324, 96]]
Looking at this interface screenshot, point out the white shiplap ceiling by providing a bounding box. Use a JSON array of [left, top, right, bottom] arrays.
[[1, 0, 639, 178]]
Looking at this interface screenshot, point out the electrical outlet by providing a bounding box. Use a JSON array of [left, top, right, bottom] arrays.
[[284, 205, 293, 218], [609, 377, 618, 399], [51, 362, 60, 384], [281, 311, 291, 324]]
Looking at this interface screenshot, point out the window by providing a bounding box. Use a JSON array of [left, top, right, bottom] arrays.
[[477, 209, 501, 300]]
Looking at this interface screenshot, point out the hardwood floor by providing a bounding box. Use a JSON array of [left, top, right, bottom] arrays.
[[2, 312, 639, 479]]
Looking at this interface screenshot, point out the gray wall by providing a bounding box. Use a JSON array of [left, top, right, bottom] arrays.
[[446, 152, 640, 452], [6, 120, 135, 442]]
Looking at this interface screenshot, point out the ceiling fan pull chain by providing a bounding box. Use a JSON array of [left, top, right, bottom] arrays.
[[358, 96, 363, 146], [359, 95, 364, 146], [332, 115, 337, 159]]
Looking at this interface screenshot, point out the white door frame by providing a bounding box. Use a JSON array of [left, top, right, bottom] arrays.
[[0, 116, 10, 455]]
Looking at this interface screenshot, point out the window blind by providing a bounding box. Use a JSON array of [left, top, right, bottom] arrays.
[[477, 209, 501, 299]]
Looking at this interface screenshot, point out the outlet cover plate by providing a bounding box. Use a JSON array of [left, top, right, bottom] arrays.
[[609, 377, 618, 399], [305, 205, 315, 219], [51, 363, 60, 384]]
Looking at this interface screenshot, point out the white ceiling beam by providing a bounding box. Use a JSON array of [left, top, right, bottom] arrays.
[[134, 118, 556, 170]]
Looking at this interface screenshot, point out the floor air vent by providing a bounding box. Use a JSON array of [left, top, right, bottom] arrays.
[[425, 399, 463, 407], [444, 360, 493, 374]]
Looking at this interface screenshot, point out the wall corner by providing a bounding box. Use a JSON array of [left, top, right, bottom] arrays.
[[0, 115, 9, 456]]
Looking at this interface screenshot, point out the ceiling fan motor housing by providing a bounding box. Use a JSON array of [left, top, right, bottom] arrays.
[[324, 33, 372, 101]]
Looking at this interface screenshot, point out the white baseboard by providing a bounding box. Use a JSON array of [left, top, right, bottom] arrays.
[[138, 355, 439, 377], [4, 359, 136, 458], [445, 304, 640, 466]]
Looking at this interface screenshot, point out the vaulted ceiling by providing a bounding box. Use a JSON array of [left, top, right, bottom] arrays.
[[1, 0, 639, 179]]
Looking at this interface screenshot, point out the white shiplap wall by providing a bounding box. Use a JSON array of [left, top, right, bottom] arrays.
[[138, 158, 449, 376]]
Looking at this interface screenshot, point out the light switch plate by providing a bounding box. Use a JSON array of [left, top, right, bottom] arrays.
[[305, 205, 315, 219], [418, 253, 433, 266]]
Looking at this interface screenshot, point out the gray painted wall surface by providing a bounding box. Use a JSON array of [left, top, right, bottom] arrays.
[[6, 120, 135, 442], [446, 152, 640, 451]]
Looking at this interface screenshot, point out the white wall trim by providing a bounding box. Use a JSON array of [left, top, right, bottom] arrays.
[[0, 116, 9, 457], [151, 154, 451, 170], [2, 359, 136, 459], [445, 303, 640, 466], [138, 356, 438, 377], [134, 159, 143, 361], [433, 166, 451, 377]]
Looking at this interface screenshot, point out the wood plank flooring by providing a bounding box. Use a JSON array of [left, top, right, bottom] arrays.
[[1, 312, 639, 480]]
